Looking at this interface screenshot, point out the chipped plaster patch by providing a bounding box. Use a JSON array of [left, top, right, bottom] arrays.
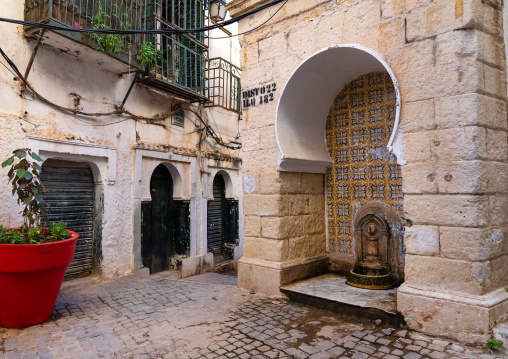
[[389, 124, 407, 166], [244, 174, 256, 194], [253, 211, 270, 216]]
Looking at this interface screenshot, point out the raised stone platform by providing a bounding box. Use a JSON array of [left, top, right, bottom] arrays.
[[280, 273, 400, 326]]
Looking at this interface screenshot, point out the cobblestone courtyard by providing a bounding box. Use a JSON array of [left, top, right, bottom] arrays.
[[0, 271, 505, 359]]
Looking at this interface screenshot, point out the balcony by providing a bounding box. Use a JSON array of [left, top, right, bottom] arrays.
[[206, 57, 241, 113], [137, 3, 209, 102], [24, 0, 209, 102]]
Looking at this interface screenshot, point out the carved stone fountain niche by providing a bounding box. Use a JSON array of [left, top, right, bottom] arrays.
[[346, 202, 405, 290]]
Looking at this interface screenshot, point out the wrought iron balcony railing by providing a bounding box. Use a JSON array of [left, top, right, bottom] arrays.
[[206, 57, 241, 113], [24, 0, 209, 101], [25, 0, 145, 67], [138, 6, 208, 99]]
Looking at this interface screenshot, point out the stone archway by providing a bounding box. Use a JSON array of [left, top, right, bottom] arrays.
[[239, 45, 406, 297], [275, 45, 402, 173], [146, 164, 175, 274], [274, 45, 406, 278], [161, 162, 184, 199]]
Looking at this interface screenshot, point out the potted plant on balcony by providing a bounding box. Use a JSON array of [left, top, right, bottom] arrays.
[[88, 2, 131, 55], [0, 149, 78, 329], [137, 41, 172, 82]]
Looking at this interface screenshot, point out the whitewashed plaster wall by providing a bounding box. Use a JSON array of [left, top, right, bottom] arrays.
[[0, 1, 243, 278], [209, 14, 241, 67]]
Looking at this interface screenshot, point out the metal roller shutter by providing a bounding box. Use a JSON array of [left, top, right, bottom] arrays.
[[41, 161, 95, 281], [207, 175, 225, 255]]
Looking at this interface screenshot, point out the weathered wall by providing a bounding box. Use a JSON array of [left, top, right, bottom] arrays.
[[0, 1, 243, 278], [230, 0, 508, 343], [209, 15, 241, 67]]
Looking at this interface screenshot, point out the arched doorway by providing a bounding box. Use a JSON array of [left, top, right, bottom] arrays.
[[149, 164, 174, 273], [41, 159, 100, 280], [207, 173, 239, 262], [142, 164, 190, 274]]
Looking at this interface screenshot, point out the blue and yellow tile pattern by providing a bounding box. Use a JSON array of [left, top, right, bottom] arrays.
[[326, 72, 403, 254]]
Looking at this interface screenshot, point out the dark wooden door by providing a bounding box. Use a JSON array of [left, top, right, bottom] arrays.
[[41, 160, 95, 281], [148, 164, 174, 274], [141, 165, 191, 274]]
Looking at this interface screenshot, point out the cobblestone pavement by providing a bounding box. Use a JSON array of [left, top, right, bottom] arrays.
[[0, 271, 505, 359]]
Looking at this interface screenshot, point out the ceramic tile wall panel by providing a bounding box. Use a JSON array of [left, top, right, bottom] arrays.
[[326, 72, 403, 254]]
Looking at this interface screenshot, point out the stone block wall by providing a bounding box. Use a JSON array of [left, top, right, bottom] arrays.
[[230, 0, 508, 343], [243, 172, 326, 261]]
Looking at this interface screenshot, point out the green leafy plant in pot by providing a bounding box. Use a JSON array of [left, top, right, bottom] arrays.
[[0, 148, 79, 328], [137, 40, 169, 78]]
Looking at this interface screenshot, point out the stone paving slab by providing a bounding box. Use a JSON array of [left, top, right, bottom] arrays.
[[280, 274, 397, 314], [0, 271, 505, 359]]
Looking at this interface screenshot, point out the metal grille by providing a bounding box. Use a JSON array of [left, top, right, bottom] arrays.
[[41, 161, 95, 281], [206, 57, 241, 113], [24, 0, 209, 99], [143, 0, 208, 96], [24, 0, 145, 64]]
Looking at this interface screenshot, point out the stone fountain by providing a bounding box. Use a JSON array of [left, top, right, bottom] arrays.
[[346, 206, 398, 290]]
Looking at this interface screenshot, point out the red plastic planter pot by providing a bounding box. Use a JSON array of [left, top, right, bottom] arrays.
[[0, 231, 78, 328]]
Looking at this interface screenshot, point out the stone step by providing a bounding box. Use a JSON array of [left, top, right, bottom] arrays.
[[280, 273, 402, 327], [214, 260, 234, 273]]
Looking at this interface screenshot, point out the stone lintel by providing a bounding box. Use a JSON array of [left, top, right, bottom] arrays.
[[227, 0, 272, 18]]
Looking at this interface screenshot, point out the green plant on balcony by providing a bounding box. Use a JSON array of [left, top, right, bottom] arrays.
[[137, 40, 171, 78], [89, 2, 131, 55], [137, 41, 163, 68]]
